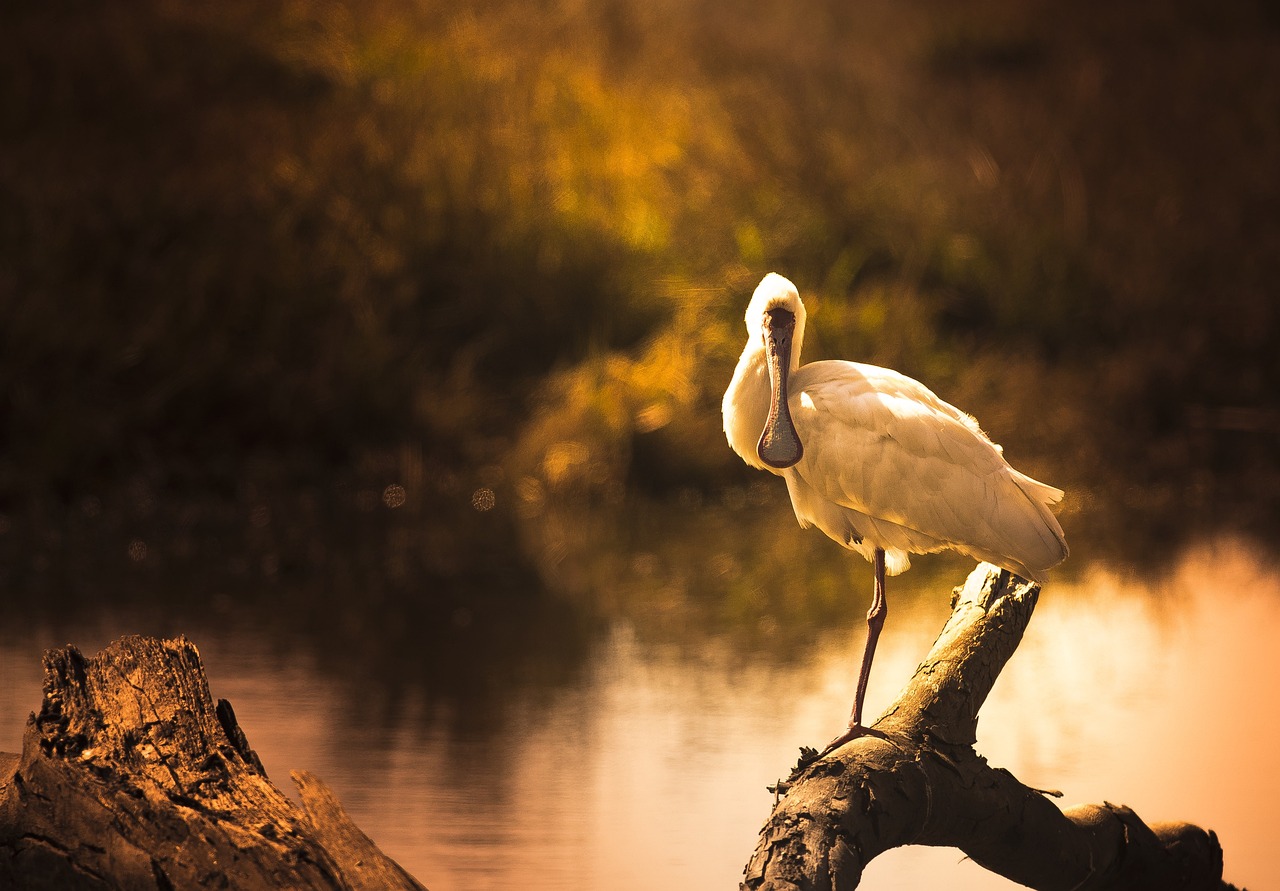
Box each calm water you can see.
[1,488,1277,890]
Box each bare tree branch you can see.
[742,565,1236,891]
[0,635,426,890]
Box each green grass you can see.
[2,0,1277,535]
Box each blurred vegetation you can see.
[2,0,1279,621]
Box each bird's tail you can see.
[1008,470,1069,580]
[1011,470,1064,507]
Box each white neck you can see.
[722,340,774,471]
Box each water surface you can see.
[1,493,1275,890]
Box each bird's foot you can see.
[796,723,870,769]
[820,722,869,757]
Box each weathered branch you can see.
[742,565,1236,891]
[0,635,427,890]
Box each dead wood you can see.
[0,634,427,891]
[742,565,1238,891]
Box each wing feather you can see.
[787,360,1067,579]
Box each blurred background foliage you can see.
[2,0,1278,614]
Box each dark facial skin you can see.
[757,307,804,468]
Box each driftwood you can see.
[743,564,1238,891]
[0,635,427,890]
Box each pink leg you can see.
[851,547,888,728]
[818,548,888,757]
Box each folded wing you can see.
[788,361,1067,581]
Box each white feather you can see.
[723,274,1067,582]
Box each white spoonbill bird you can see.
[723,273,1067,751]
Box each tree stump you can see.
[0,634,427,890]
[742,564,1237,891]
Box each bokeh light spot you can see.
[471,487,496,512]
[383,484,407,509]
[127,539,147,563]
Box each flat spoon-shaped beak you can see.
[757,308,804,468]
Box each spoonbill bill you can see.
[723,273,1067,752]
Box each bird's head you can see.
[747,273,805,468]
[745,273,807,372]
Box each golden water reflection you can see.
[2,537,1274,889]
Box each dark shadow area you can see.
[0,472,599,741]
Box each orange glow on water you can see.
[1,539,1276,889]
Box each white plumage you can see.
[723,272,1067,747]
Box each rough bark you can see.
[742,564,1237,891]
[0,635,427,891]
